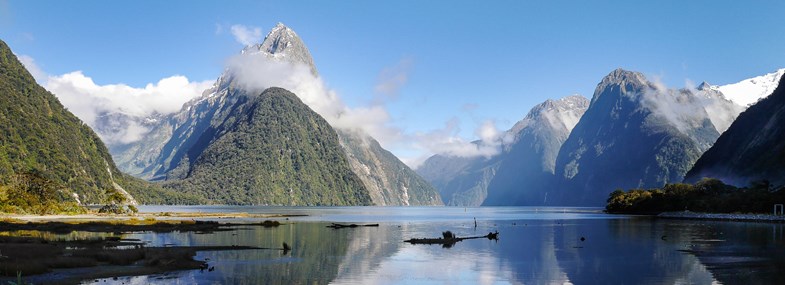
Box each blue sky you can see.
[2,0,785,166]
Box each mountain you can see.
[0,39,137,212]
[112,23,437,205]
[483,95,589,205]
[684,75,785,187]
[417,153,499,206]
[337,129,442,205]
[716,68,785,107]
[241,23,318,76]
[162,87,371,205]
[552,68,736,206]
[417,95,589,206]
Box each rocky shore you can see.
[658,211,785,223]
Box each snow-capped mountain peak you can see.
[716,68,785,107]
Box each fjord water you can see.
[100,207,783,284]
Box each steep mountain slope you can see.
[552,69,729,206]
[417,95,589,206]
[0,39,136,208]
[684,75,785,187]
[162,87,371,205]
[113,23,435,205]
[337,129,442,205]
[483,95,589,205]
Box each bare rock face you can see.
[337,129,442,206]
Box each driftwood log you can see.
[326,223,380,229]
[404,231,499,248]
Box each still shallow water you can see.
[86,206,784,284]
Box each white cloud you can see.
[17,54,47,84]
[230,24,263,46]
[226,52,404,148]
[45,71,213,144]
[475,120,500,142]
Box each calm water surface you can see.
[81,206,785,284]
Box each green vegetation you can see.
[0,172,85,215]
[163,87,372,206]
[0,39,162,212]
[119,174,206,205]
[606,178,785,214]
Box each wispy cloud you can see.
[638,76,743,135]
[400,118,504,168]
[230,24,263,46]
[17,54,46,83]
[373,57,412,104]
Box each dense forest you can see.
[161,88,372,206]
[606,178,785,214]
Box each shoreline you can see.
[656,211,785,223]
[0,211,306,223]
[0,212,294,284]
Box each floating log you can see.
[326,223,380,229]
[404,231,499,248]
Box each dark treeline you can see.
[606,178,785,214]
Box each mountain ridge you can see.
[0,39,137,212]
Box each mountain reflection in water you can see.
[82,206,785,284]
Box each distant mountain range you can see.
[9,21,783,208]
[417,95,589,206]
[420,67,777,206]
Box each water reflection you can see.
[63,208,785,284]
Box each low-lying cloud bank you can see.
[44,72,213,144]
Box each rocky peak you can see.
[601,68,648,86]
[591,68,650,105]
[508,95,589,142]
[241,22,318,76]
[697,81,712,90]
